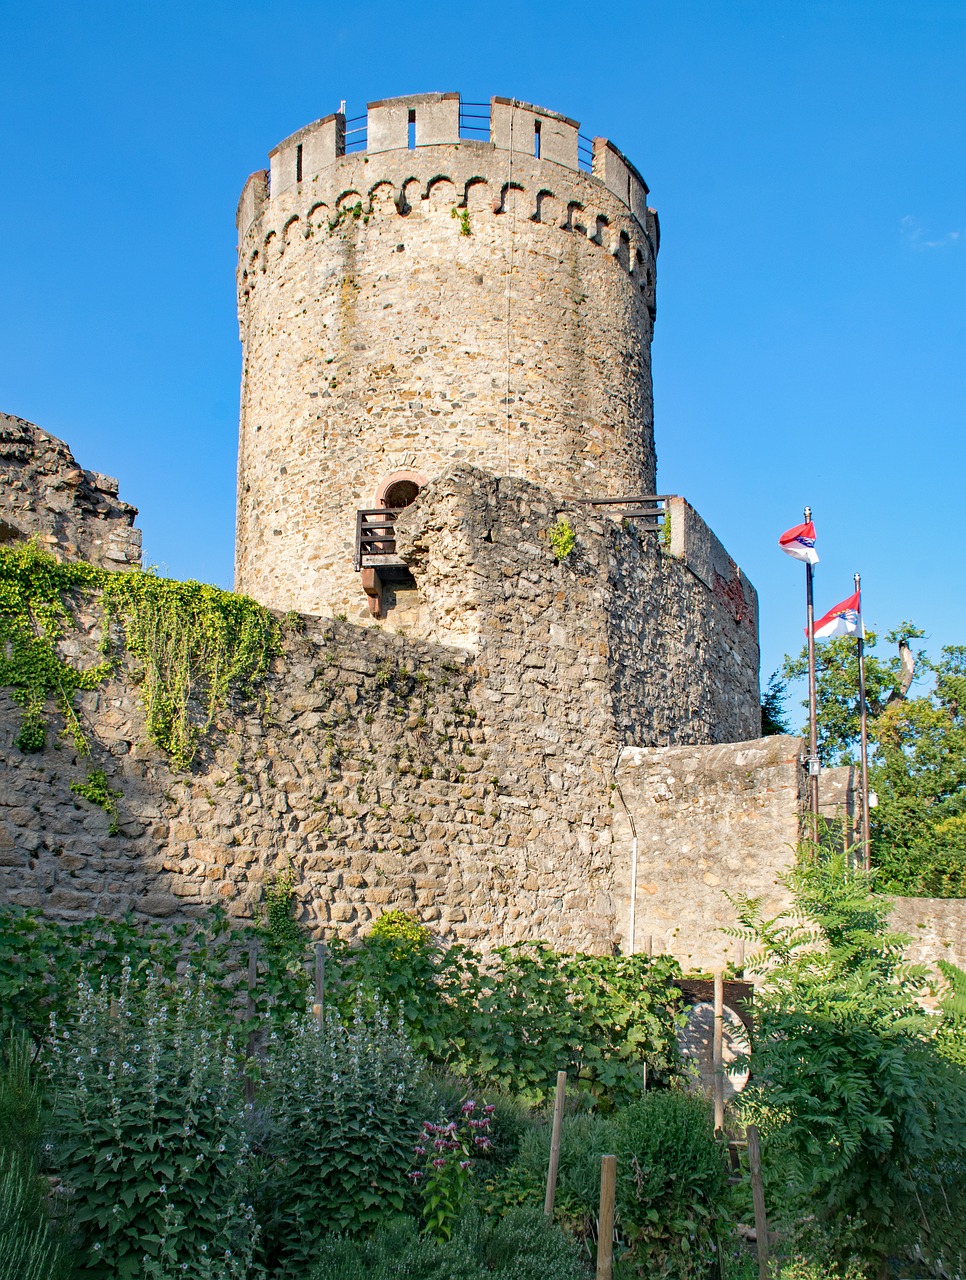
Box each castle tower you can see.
[234,93,660,620]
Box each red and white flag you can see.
[811,590,862,639]
[779,521,819,565]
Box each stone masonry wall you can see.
[235,98,659,622]
[0,414,141,569]
[0,466,760,945]
[613,736,805,970]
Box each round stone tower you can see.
[234,92,660,619]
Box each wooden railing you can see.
[354,508,405,571]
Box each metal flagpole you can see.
[804,506,820,835]
[854,572,871,871]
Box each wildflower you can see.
[484,1104,495,1113]
[414,1146,426,1156]
[432,1158,446,1168]
[407,1170,424,1182]
[462,1100,476,1114]
[459,1160,471,1169]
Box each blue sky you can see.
[2,0,963,723]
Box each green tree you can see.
[730,851,966,1276]
[783,628,966,895]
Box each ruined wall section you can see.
[235,128,658,621]
[394,467,760,744]
[613,737,804,970]
[0,414,141,569]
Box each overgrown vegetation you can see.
[0,541,278,771]
[2,876,965,1279]
[730,849,966,1276]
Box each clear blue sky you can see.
[2,1,963,722]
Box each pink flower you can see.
[407,1170,424,1181]
[459,1160,471,1170]
[474,1136,491,1149]
[461,1101,476,1114]
[432,1158,446,1169]
[484,1105,495,1114]
[414,1146,426,1156]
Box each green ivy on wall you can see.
[0,541,279,771]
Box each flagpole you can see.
[854,572,871,871]
[804,506,820,834]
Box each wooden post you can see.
[643,934,652,957]
[713,970,724,1133]
[544,1070,567,1215]
[245,941,258,1107]
[746,1124,770,1280]
[596,1154,617,1280]
[312,941,326,1027]
[735,940,745,972]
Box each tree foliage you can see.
[729,851,966,1275]
[783,626,966,895]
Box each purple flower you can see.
[407,1170,424,1181]
[432,1158,446,1169]
[414,1146,426,1156]
[474,1136,491,1149]
[459,1160,472,1169]
[461,1101,476,1114]
[484,1105,495,1114]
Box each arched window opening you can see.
[382,478,420,509]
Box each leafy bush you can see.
[261,1000,425,1277]
[731,850,966,1276]
[613,1091,728,1280]
[937,958,966,1067]
[328,932,683,1107]
[308,1207,587,1280]
[47,963,259,1280]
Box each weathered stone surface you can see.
[235,94,659,624]
[614,736,805,970]
[0,414,141,568]
[890,897,966,969]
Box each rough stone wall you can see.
[613,736,805,970]
[890,897,966,970]
[234,94,659,622]
[0,466,760,945]
[0,414,141,569]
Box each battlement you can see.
[237,92,654,239]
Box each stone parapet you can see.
[237,92,652,239]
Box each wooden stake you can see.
[746,1124,770,1280]
[544,1070,567,1215]
[596,1154,617,1280]
[713,970,724,1133]
[312,941,326,1027]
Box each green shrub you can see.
[329,933,683,1108]
[487,1111,615,1239]
[613,1091,728,1279]
[731,850,966,1276]
[308,1207,587,1280]
[548,518,577,561]
[48,964,258,1280]
[261,1000,425,1277]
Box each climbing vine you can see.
[0,540,109,752]
[101,570,279,770]
[69,768,122,834]
[0,541,279,771]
